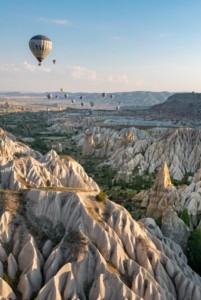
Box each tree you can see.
[187,229,201,275]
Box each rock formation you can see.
[0,189,199,299]
[0,149,99,192]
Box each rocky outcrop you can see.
[137,163,179,220]
[0,278,16,299]
[0,188,199,299]
[76,127,201,181]
[0,150,99,192]
[82,132,95,156]
[136,163,201,229]
[0,128,41,166]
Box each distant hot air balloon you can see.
[102,93,106,98]
[47,94,52,100]
[64,94,68,98]
[81,102,84,107]
[29,35,52,66]
[90,101,95,108]
[110,94,114,99]
[71,99,75,104]
[55,95,58,99]
[80,96,83,100]
[52,59,56,64]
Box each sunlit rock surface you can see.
[0,149,99,192]
[0,189,199,299]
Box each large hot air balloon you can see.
[29,35,52,66]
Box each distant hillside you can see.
[151,92,201,117]
[0,91,172,107]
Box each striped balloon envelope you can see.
[29,35,52,65]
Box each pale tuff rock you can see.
[161,210,190,251]
[0,150,99,191]
[0,212,13,243]
[138,163,179,220]
[27,190,201,299]
[18,236,44,299]
[0,188,199,299]
[40,150,99,191]
[0,278,16,299]
[0,261,4,277]
[153,162,173,193]
[0,244,7,262]
[137,163,200,222]
[82,132,95,156]
[7,253,18,279]
[42,240,53,258]
[76,126,149,158]
[84,127,201,181]
[0,128,41,166]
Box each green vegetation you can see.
[179,208,190,227]
[171,172,193,187]
[187,229,201,275]
[3,272,20,296]
[96,191,108,202]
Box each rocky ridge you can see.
[0,189,200,299]
[77,126,201,181]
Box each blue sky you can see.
[0,0,201,92]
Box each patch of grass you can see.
[96,192,108,202]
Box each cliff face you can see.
[151,93,201,117]
[106,127,201,180]
[0,189,200,299]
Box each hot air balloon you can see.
[60,88,64,92]
[47,94,52,100]
[81,102,84,107]
[90,101,95,108]
[52,59,56,64]
[64,94,68,99]
[102,93,106,98]
[71,99,75,104]
[29,35,52,66]
[110,94,114,99]
[80,96,83,100]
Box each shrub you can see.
[187,228,201,275]
[96,192,108,202]
[179,208,190,227]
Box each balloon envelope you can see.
[29,35,52,65]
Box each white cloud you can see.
[23,61,52,73]
[71,66,97,81]
[39,17,71,26]
[0,64,21,73]
[108,74,131,85]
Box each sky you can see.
[0,0,201,93]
